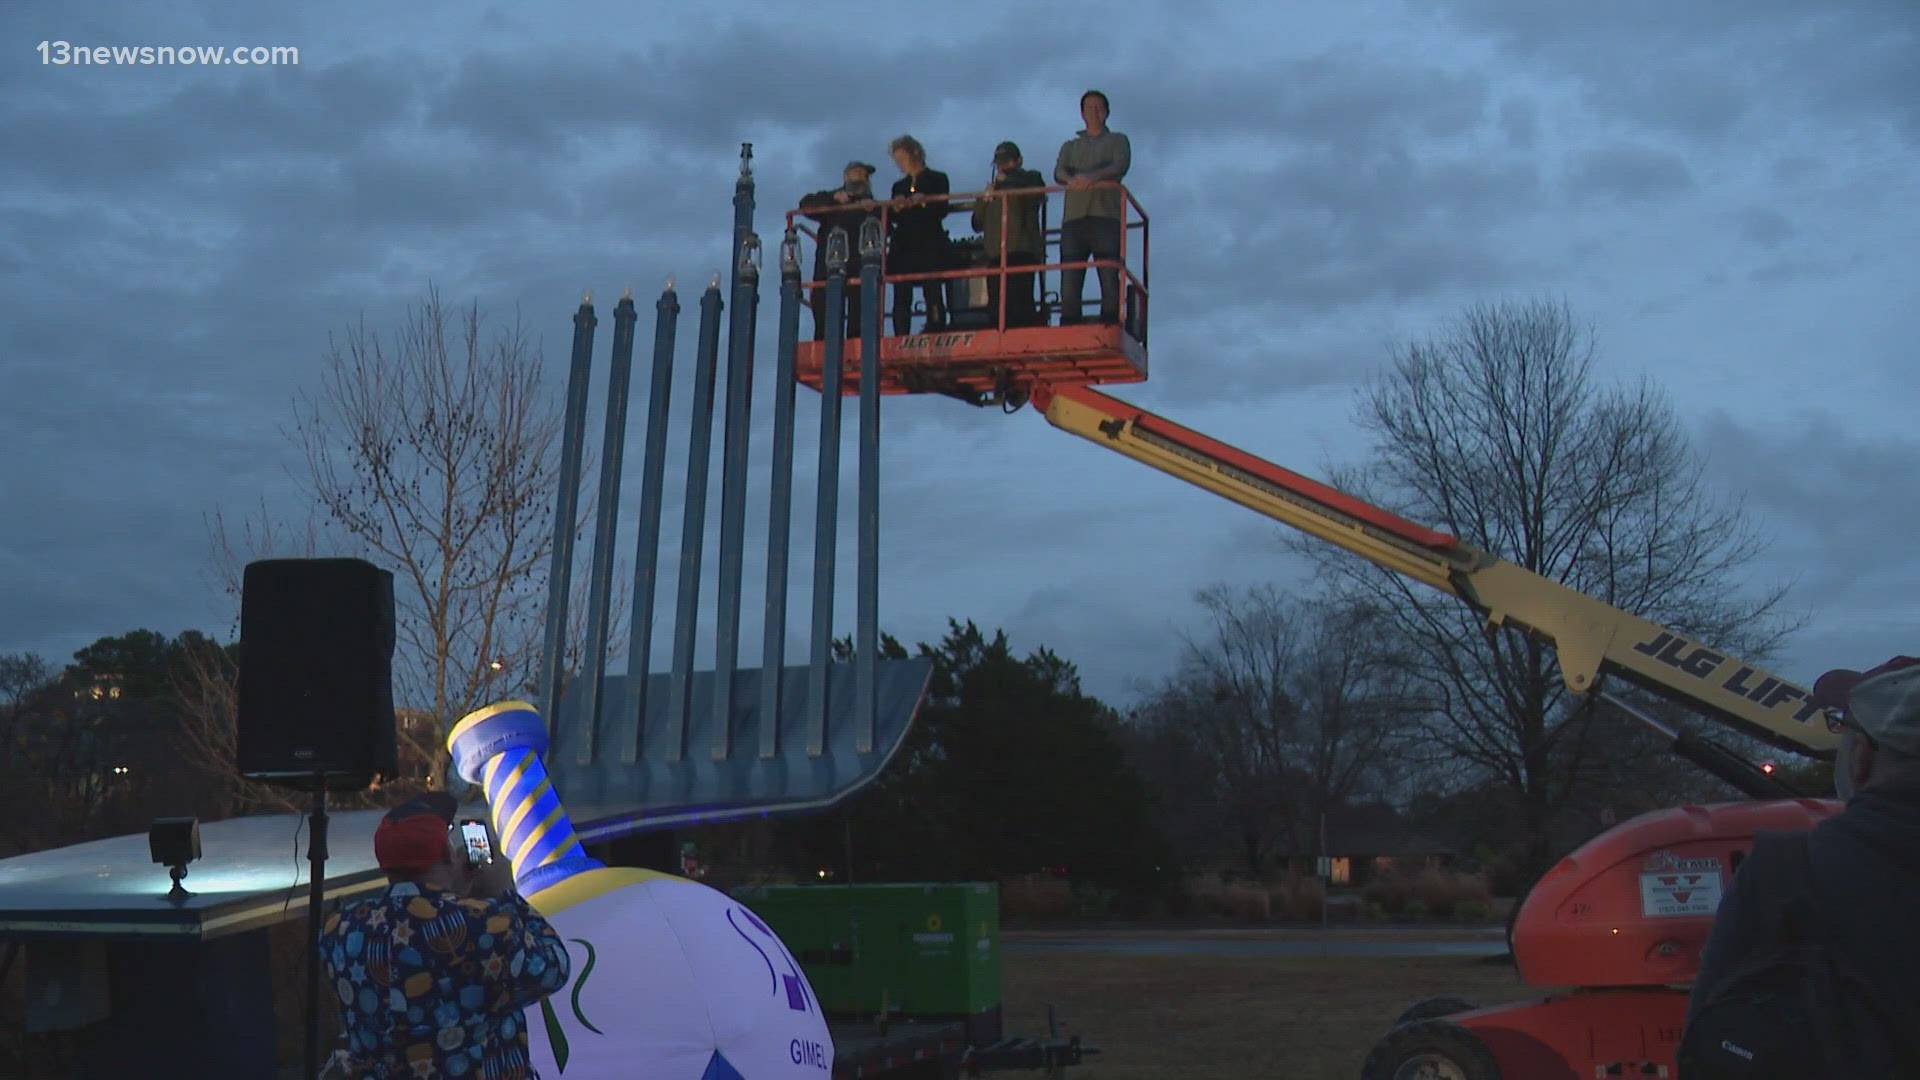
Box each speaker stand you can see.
[304,774,329,1080]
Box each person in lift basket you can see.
[885,134,952,335]
[798,160,880,342]
[971,141,1046,329]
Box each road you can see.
[1003,927,1510,958]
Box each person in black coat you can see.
[1683,656,1920,1074]
[885,135,950,335]
[797,161,879,341]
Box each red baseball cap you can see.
[372,792,458,873]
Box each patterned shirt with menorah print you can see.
[321,881,571,1079]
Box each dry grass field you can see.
[1000,949,1532,1080]
[3,930,1531,1079]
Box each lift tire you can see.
[1393,996,1477,1027]
[1361,1019,1501,1080]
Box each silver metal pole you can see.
[573,291,638,764]
[714,235,763,758]
[807,229,850,755]
[619,282,681,763]
[539,295,596,754]
[855,217,883,753]
[666,279,726,760]
[760,231,803,758]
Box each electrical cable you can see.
[283,813,307,916]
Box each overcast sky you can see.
[4,0,1916,715]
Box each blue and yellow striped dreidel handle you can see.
[447,700,609,900]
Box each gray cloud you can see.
[1428,0,1919,147]
[1693,409,1920,674]
[1736,206,1797,248]
[421,29,1066,155]
[1427,0,1912,35]
[1698,411,1920,569]
[4,0,1917,717]
[1110,47,1493,153]
[1565,145,1694,204]
[1590,71,1751,145]
[1498,99,1540,149]
[8,59,415,190]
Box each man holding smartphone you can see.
[971,142,1045,328]
[319,792,571,1080]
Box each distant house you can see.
[1269,807,1464,886]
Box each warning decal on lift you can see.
[1639,851,1725,917]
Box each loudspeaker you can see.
[236,558,398,789]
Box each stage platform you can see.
[0,810,385,943]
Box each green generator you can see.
[732,882,1001,1023]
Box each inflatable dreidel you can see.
[449,701,835,1079]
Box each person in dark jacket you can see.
[885,135,950,335]
[797,161,878,341]
[1684,655,1920,1060]
[970,141,1046,328]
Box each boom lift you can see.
[1033,385,1839,1080]
[788,182,1840,1079]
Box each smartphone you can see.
[458,819,493,869]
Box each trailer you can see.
[829,1013,1094,1079]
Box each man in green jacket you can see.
[971,141,1046,328]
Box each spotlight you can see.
[148,817,201,900]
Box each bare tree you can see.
[2,638,242,851]
[0,653,52,709]
[1295,298,1796,877]
[1135,584,1416,875]
[182,289,626,800]
[0,653,55,800]
[295,289,565,784]
[0,653,59,854]
[171,629,306,817]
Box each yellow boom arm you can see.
[1035,385,1836,758]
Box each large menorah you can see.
[521,145,931,843]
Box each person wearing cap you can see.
[798,161,880,341]
[1682,657,1920,1069]
[1053,90,1131,325]
[319,793,571,1080]
[970,142,1046,329]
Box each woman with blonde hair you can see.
[885,134,951,334]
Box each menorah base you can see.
[539,659,934,845]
